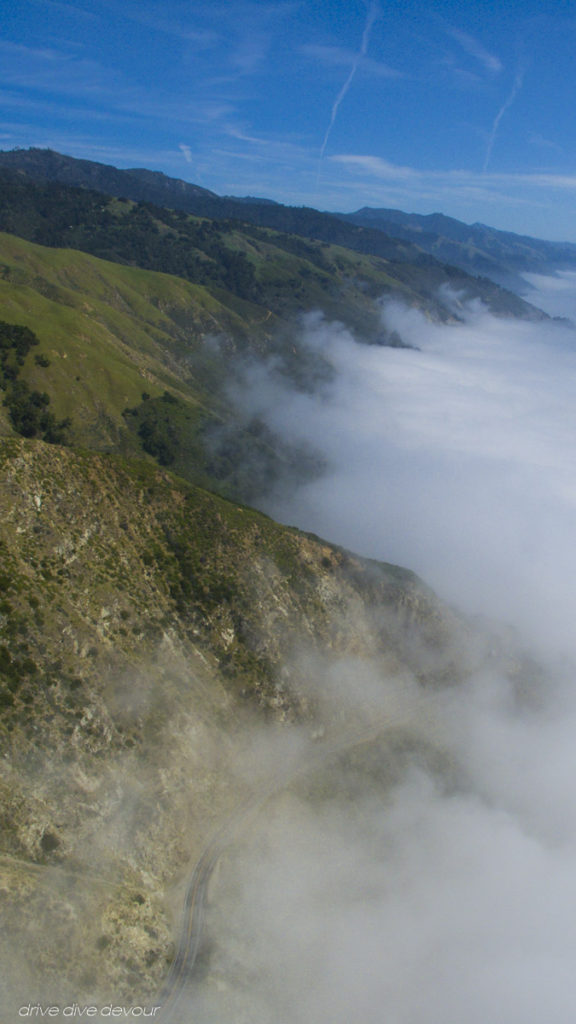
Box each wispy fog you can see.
[191,653,576,1023]
[189,282,576,1022]
[522,270,576,320]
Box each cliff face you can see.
[0,438,469,1008]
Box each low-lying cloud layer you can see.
[192,284,576,1022]
[522,269,576,319]
[245,296,576,660]
[193,652,576,1023]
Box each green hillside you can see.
[3,148,573,302]
[0,160,547,324]
[0,169,426,333]
[0,231,311,497]
[0,210,550,505]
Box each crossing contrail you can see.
[483,67,524,172]
[320,1,380,160]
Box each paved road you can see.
[155,724,389,1022]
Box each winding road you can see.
[155,724,389,1022]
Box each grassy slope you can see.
[222,223,422,333]
[0,232,258,459]
[0,162,546,336]
[0,229,456,498]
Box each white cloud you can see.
[332,151,576,193]
[448,26,503,76]
[331,153,420,180]
[522,270,576,319]
[527,130,564,155]
[302,44,403,80]
[326,152,576,227]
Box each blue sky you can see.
[3,0,576,239]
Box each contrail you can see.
[483,67,524,173]
[319,1,380,160]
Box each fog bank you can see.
[185,283,576,1022]
[244,296,576,660]
[522,270,576,320]
[191,651,576,1024]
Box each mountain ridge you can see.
[338,206,576,292]
[0,149,550,332]
[0,147,557,314]
[4,147,576,292]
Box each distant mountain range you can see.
[0,148,546,337]
[337,207,576,293]
[2,147,575,297]
[0,148,450,266]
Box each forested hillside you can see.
[0,152,547,323]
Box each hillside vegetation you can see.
[3,147,573,300]
[0,209,542,503]
[0,168,439,332]
[0,231,326,498]
[0,152,547,323]
[0,437,467,1006]
[0,156,551,498]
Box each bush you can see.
[4,379,71,443]
[0,321,71,443]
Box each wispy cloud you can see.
[319,1,381,160]
[231,29,272,74]
[302,44,402,80]
[527,131,564,155]
[90,0,218,43]
[0,38,236,131]
[223,1,297,75]
[332,154,419,181]
[0,39,135,100]
[448,26,503,76]
[26,0,99,21]
[334,151,576,191]
[329,152,576,219]
[439,58,485,90]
